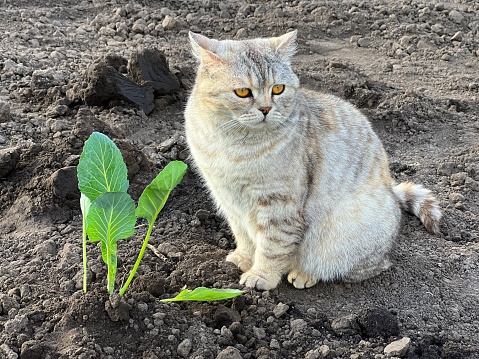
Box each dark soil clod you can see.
[358,308,400,338]
[80,60,155,114]
[129,48,181,96]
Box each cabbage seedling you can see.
[78,132,133,294]
[77,132,186,295]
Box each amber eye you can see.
[234,88,252,98]
[272,84,285,95]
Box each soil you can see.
[1,0,478,358]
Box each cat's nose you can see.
[259,107,272,116]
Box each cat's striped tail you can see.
[393,182,442,234]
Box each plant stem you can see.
[119,223,154,296]
[107,243,116,294]
[82,217,88,292]
[107,263,114,294]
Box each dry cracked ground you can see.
[0,0,478,358]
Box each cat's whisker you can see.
[218,119,244,135]
[212,119,250,143]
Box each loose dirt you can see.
[0,1,478,358]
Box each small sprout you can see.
[161,287,243,302]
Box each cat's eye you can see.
[272,84,285,95]
[234,88,252,98]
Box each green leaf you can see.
[136,161,187,224]
[161,287,243,302]
[86,192,136,293]
[86,192,136,243]
[77,132,129,202]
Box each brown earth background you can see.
[0,0,478,358]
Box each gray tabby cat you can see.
[184,31,441,290]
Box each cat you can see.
[183,30,441,290]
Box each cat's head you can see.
[189,31,299,131]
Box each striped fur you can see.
[184,31,441,290]
[393,182,442,234]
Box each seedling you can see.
[77,132,186,295]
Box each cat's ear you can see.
[271,30,298,58]
[189,32,224,65]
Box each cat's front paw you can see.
[240,270,281,291]
[226,250,253,272]
[287,269,317,289]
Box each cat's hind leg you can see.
[343,255,392,282]
[297,189,400,285]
